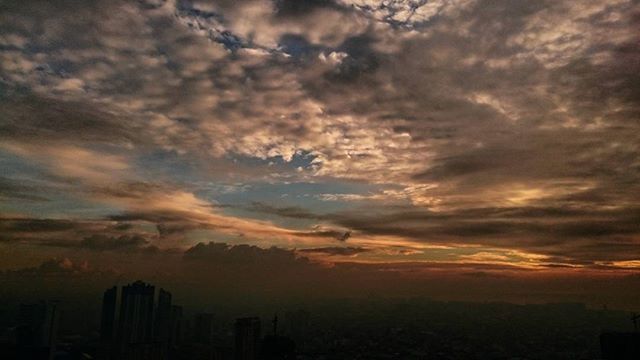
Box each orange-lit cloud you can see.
[1,0,639,283]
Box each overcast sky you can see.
[1,0,639,304]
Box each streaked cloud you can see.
[0,0,638,280]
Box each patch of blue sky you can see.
[134,149,200,183]
[202,180,384,229]
[228,150,317,169]
[132,150,392,229]
[0,149,48,180]
[135,150,318,185]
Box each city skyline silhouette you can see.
[1,0,640,358]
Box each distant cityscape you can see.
[2,280,296,360]
[1,280,638,359]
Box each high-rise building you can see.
[154,288,172,360]
[600,332,640,360]
[261,315,296,360]
[194,313,215,344]
[234,317,260,360]
[100,286,117,344]
[16,301,59,360]
[99,286,118,359]
[99,282,181,359]
[155,289,172,343]
[169,305,183,349]
[117,281,156,359]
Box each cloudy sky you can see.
[1,0,639,304]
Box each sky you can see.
[1,0,639,307]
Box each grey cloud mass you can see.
[0,0,639,272]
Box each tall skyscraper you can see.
[260,315,296,360]
[600,332,640,360]
[234,317,261,360]
[169,305,183,349]
[100,287,117,343]
[99,282,181,359]
[16,301,59,360]
[99,286,118,359]
[117,281,155,359]
[154,288,172,360]
[194,313,215,344]
[155,289,172,343]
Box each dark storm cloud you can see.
[274,0,342,16]
[247,201,324,220]
[298,246,369,256]
[183,241,312,269]
[244,203,357,242]
[0,217,79,234]
[294,229,351,241]
[71,234,151,251]
[108,213,177,225]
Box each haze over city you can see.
[1,3,640,356]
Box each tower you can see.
[169,305,183,348]
[117,281,155,358]
[100,286,117,343]
[234,317,260,360]
[16,301,59,360]
[155,289,172,343]
[194,313,215,344]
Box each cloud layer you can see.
[1,0,639,277]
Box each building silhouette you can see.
[155,288,173,355]
[600,332,640,359]
[260,315,295,360]
[260,335,296,360]
[194,313,215,345]
[234,317,260,360]
[100,286,117,345]
[15,301,59,360]
[117,280,156,359]
[100,281,176,360]
[169,305,184,349]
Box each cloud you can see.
[246,201,324,220]
[323,205,640,264]
[1,258,91,276]
[179,242,328,293]
[294,228,352,242]
[0,0,639,274]
[0,94,142,147]
[0,216,158,251]
[77,234,151,251]
[298,246,369,256]
[0,217,78,234]
[0,176,50,202]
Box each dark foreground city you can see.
[2,0,640,359]
[1,280,639,360]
